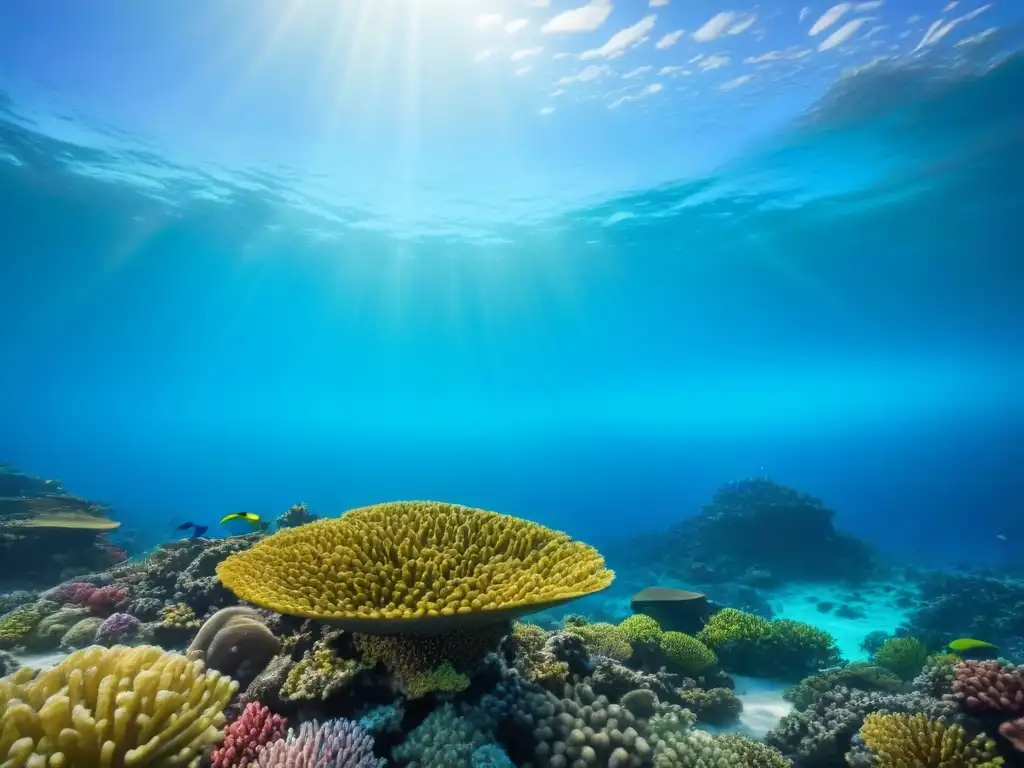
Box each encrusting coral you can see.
[857,712,1003,766]
[280,636,364,702]
[215,501,614,631]
[0,644,238,767]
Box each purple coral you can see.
[95,612,141,645]
[257,719,383,768]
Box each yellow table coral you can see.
[216,501,614,633]
[0,644,238,767]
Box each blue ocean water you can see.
[0,14,1021,576]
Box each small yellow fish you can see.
[948,637,998,654]
[219,512,269,531]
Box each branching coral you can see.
[390,702,490,767]
[0,644,238,767]
[714,734,791,767]
[216,501,614,631]
[675,687,743,726]
[258,718,384,767]
[658,631,716,676]
[696,608,840,680]
[618,614,662,646]
[784,663,905,711]
[95,612,142,646]
[872,637,931,681]
[858,712,1003,766]
[211,702,287,768]
[571,622,633,662]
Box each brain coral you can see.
[216,501,614,633]
[0,644,237,767]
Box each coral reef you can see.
[0,463,124,584]
[216,501,614,630]
[188,606,281,688]
[606,478,875,585]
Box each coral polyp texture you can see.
[0,644,238,767]
[216,501,614,632]
[858,712,1003,766]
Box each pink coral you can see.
[952,660,1024,712]
[44,581,97,605]
[95,612,141,645]
[1000,716,1024,752]
[86,585,126,616]
[211,702,287,768]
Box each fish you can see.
[996,534,1008,541]
[219,511,270,531]
[175,521,209,539]
[948,637,999,654]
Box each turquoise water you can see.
[0,11,1022,569]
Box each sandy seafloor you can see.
[7,581,913,740]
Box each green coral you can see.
[572,622,633,661]
[659,631,716,675]
[784,662,904,710]
[405,661,471,699]
[696,608,840,680]
[872,637,930,681]
[59,617,103,649]
[281,637,363,701]
[619,613,663,645]
[0,605,45,649]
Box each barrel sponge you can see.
[215,501,614,632]
[0,644,238,767]
[859,712,1003,767]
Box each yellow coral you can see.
[859,712,1004,767]
[0,644,237,767]
[160,602,201,629]
[0,605,43,649]
[216,501,614,632]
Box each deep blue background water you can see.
[1,51,1022,567]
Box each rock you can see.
[630,587,716,634]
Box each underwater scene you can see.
[1,0,1023,766]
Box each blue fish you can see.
[176,522,209,539]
